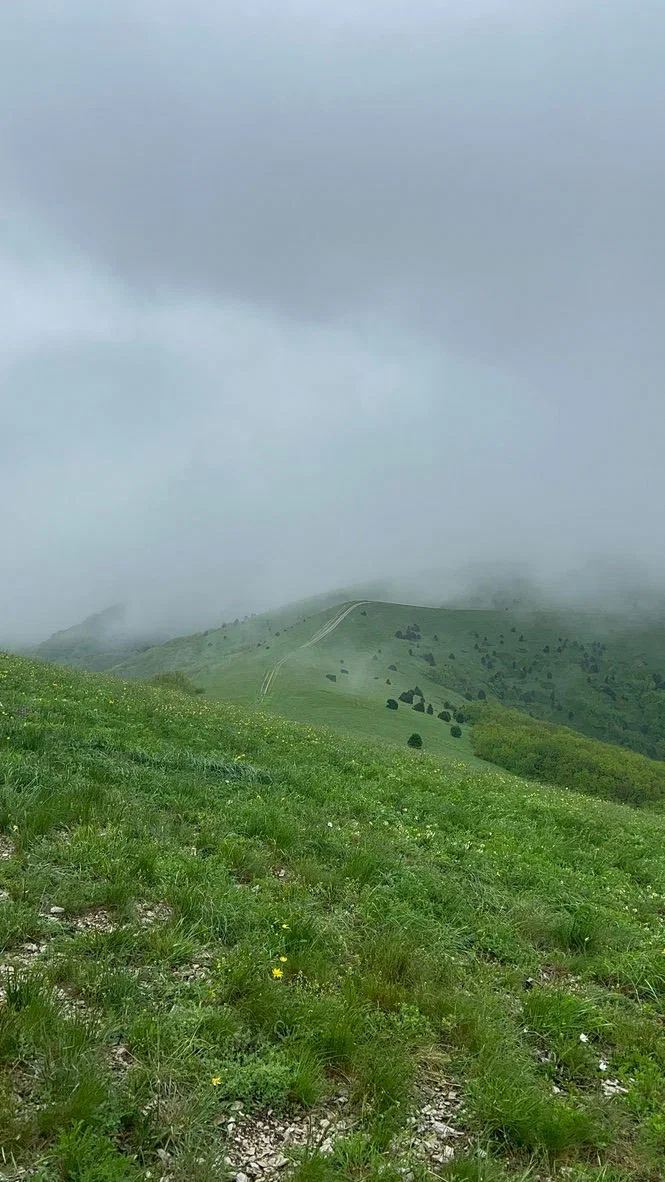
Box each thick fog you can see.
[2,0,664,643]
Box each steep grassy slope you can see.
[112,600,665,761]
[2,653,665,1179]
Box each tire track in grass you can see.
[259,601,369,700]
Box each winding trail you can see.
[259,601,369,701]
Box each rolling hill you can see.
[106,597,665,764]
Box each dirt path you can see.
[259,601,369,700]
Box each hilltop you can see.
[2,651,665,1179]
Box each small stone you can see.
[235,1174,249,1182]
[442,1146,455,1161]
[50,905,65,915]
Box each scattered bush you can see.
[326,674,337,683]
[426,703,434,715]
[386,699,399,710]
[407,733,423,748]
[386,679,391,685]
[399,690,415,704]
[422,652,436,666]
[388,664,397,672]
[413,700,425,713]
[450,725,462,738]
[438,710,451,722]
[455,711,465,724]
[477,689,487,700]
[396,625,421,642]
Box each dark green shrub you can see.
[386,699,398,710]
[147,671,201,696]
[450,725,462,738]
[407,733,423,749]
[438,710,451,722]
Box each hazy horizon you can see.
[3,1,664,643]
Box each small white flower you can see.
[327,821,333,828]
[598,1059,609,1072]
[579,1033,589,1043]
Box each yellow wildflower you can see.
[211,1075,221,1086]
[272,967,283,979]
[279,956,288,963]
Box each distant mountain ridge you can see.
[34,604,167,671]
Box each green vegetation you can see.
[93,599,665,764]
[147,670,204,696]
[2,653,665,1178]
[469,706,665,809]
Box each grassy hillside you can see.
[111,599,665,762]
[2,653,665,1179]
[468,705,665,809]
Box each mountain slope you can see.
[34,604,165,672]
[2,652,665,1178]
[111,598,665,761]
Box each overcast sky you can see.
[2,0,664,642]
